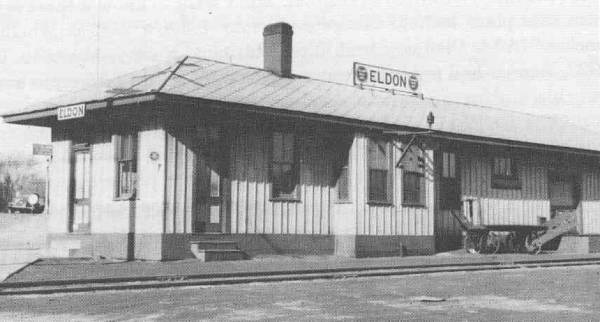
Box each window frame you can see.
[269,131,301,201]
[113,132,138,200]
[367,137,393,205]
[491,155,521,190]
[402,170,426,207]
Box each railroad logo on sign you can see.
[355,66,368,82]
[57,103,85,121]
[409,75,419,91]
[353,62,421,95]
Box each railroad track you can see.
[1,257,599,296]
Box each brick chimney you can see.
[263,22,293,77]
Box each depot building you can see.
[3,22,600,260]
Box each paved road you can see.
[0,265,599,321]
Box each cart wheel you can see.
[476,233,488,254]
[479,232,501,254]
[488,232,502,254]
[464,232,480,254]
[524,232,542,254]
[506,232,515,253]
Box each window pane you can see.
[83,153,90,198]
[115,134,137,197]
[282,133,294,162]
[368,139,388,170]
[369,169,388,201]
[272,164,282,196]
[271,132,299,199]
[75,153,84,199]
[442,152,449,178]
[403,171,424,205]
[210,168,220,197]
[281,163,294,194]
[494,157,516,178]
[449,153,455,178]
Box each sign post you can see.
[353,62,421,96]
[33,144,52,215]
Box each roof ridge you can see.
[426,96,599,134]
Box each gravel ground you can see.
[0,212,47,249]
[0,265,598,321]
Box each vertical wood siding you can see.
[164,132,197,234]
[89,135,130,233]
[581,169,600,234]
[229,127,332,235]
[460,154,550,226]
[435,151,553,249]
[47,138,72,233]
[355,134,435,236]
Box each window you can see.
[442,152,456,179]
[492,156,520,189]
[440,152,460,209]
[403,171,426,206]
[114,133,137,199]
[271,131,299,200]
[368,138,392,203]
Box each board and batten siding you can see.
[163,131,196,234]
[581,168,600,234]
[461,154,550,226]
[354,134,435,236]
[47,137,72,234]
[229,126,333,235]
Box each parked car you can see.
[7,193,44,214]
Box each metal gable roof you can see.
[3,55,600,153]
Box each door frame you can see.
[434,149,462,252]
[547,168,581,218]
[69,143,92,233]
[192,125,230,233]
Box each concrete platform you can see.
[558,235,600,254]
[4,251,600,286]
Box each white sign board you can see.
[57,103,85,121]
[353,62,421,95]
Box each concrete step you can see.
[190,240,249,262]
[189,240,239,250]
[200,249,248,262]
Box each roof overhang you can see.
[1,93,158,124]
[3,92,600,158]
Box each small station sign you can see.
[57,103,86,121]
[353,62,421,95]
[33,143,52,156]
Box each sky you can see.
[0,0,598,155]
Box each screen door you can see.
[71,145,91,232]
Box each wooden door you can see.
[193,127,227,233]
[71,145,91,232]
[439,151,461,210]
[435,150,462,251]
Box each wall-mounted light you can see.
[427,111,435,129]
